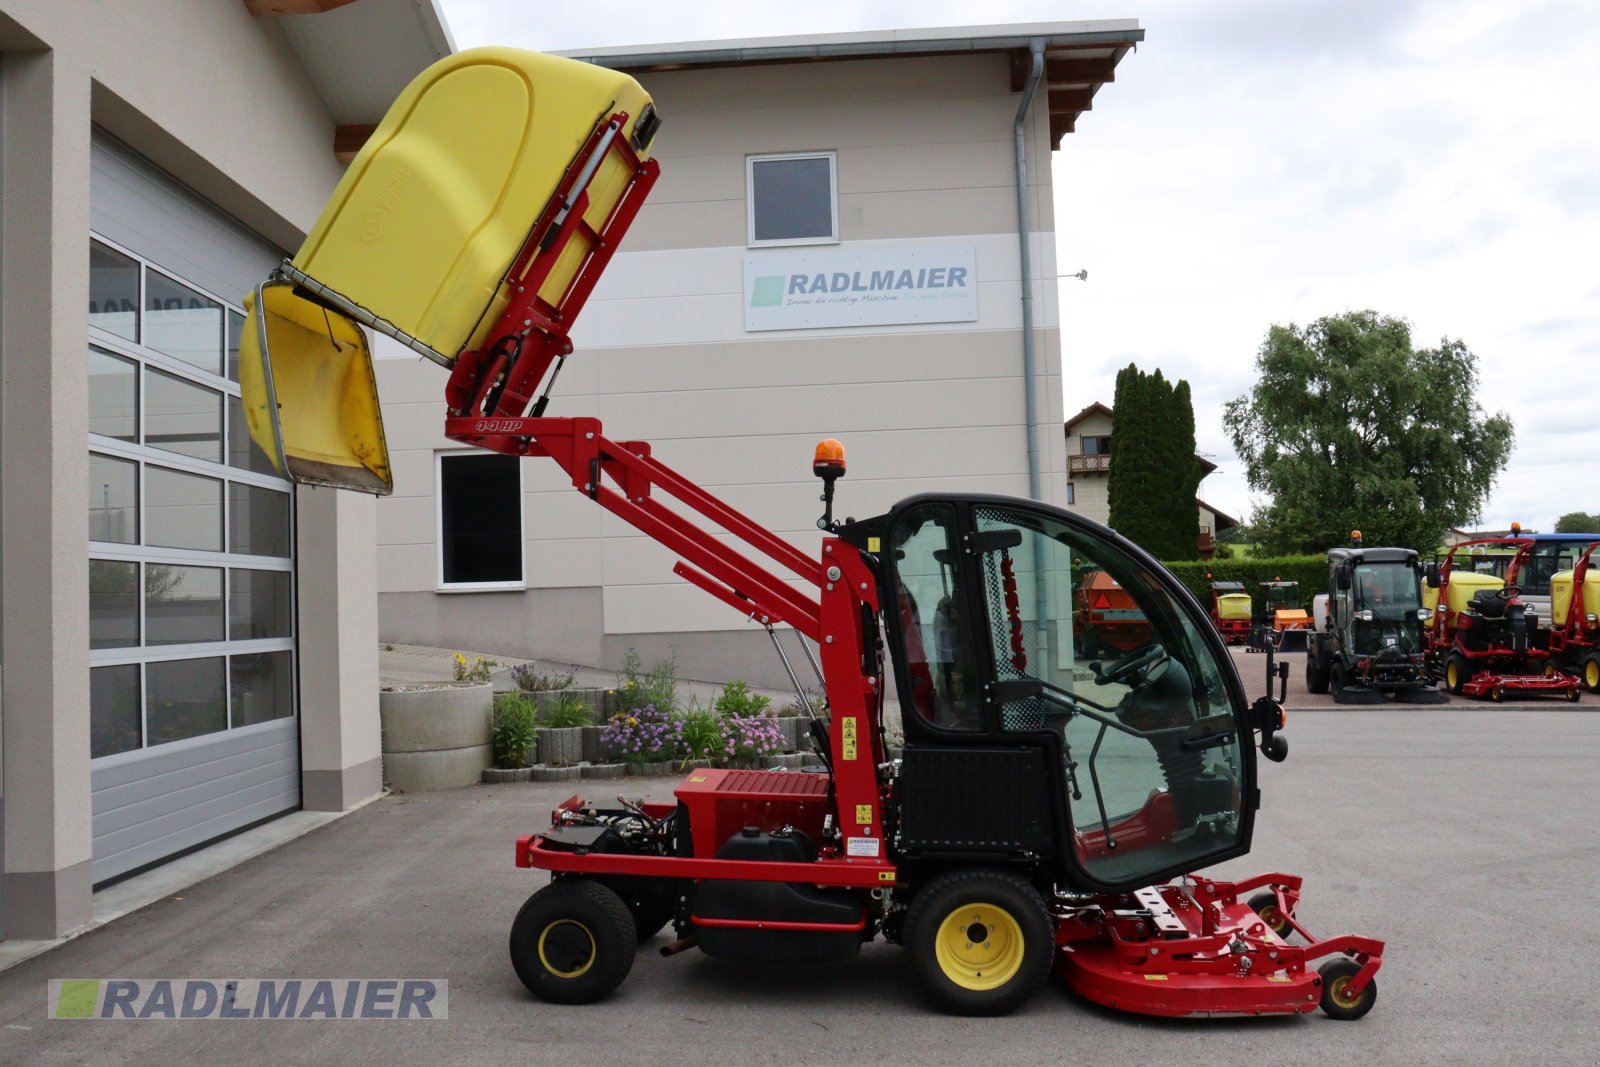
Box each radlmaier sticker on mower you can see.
[47,979,447,1020]
[846,836,880,858]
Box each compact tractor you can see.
[236,47,1384,1020]
[1207,580,1252,645]
[1424,537,1578,701]
[1305,535,1444,704]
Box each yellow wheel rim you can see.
[1446,661,1460,689]
[537,919,596,979]
[1328,975,1363,1010]
[934,902,1026,991]
[1586,660,1599,688]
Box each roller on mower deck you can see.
[239,45,1385,1020]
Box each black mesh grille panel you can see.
[897,745,1054,853]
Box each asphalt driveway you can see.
[1,710,1595,1065]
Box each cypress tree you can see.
[1106,363,1201,561]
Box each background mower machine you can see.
[1207,580,1252,645]
[1424,538,1578,701]
[1305,535,1445,704]
[237,47,1384,1020]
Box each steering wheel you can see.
[1092,643,1168,687]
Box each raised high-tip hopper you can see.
[240,46,661,493]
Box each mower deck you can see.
[1459,671,1580,702]
[1056,874,1384,1018]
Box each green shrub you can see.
[452,653,496,682]
[492,693,536,769]
[614,647,680,714]
[510,664,574,692]
[1160,555,1328,611]
[679,709,725,763]
[541,692,591,729]
[713,679,770,719]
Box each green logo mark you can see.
[750,275,786,308]
[55,980,101,1019]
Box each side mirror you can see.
[1336,566,1352,591]
[1424,562,1441,589]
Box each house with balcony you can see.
[1063,401,1238,558]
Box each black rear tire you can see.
[1305,653,1330,695]
[1583,653,1600,693]
[1329,661,1346,699]
[1445,651,1471,694]
[904,868,1054,1016]
[1318,958,1377,1020]
[509,878,636,1004]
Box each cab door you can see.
[881,495,1257,892]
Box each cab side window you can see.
[889,504,980,730]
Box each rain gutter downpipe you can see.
[1014,39,1046,505]
[1014,40,1052,667]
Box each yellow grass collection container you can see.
[239,47,659,493]
[1548,571,1600,628]
[1216,593,1252,621]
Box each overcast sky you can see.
[440,0,1599,533]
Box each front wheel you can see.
[1318,958,1377,1020]
[1329,661,1346,699]
[904,869,1054,1015]
[1583,653,1600,693]
[509,878,637,1004]
[1246,890,1293,938]
[1305,654,1329,695]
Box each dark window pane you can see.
[146,565,224,646]
[145,367,223,463]
[91,664,143,758]
[89,452,140,545]
[90,241,139,340]
[90,559,140,649]
[145,271,223,375]
[89,348,138,442]
[228,395,280,476]
[146,657,227,745]
[230,483,291,557]
[227,308,245,383]
[230,569,292,640]
[440,453,522,585]
[751,156,834,242]
[146,467,223,551]
[231,650,294,727]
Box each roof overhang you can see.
[245,0,454,160]
[559,20,1143,148]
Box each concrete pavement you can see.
[1,710,1595,1065]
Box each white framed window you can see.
[436,451,525,591]
[747,151,838,246]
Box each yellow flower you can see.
[627,717,638,726]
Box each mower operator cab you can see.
[855,495,1272,893]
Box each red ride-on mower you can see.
[1208,580,1253,645]
[1523,541,1600,693]
[1425,537,1579,702]
[235,47,1385,1022]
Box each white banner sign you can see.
[744,244,978,332]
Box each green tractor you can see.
[1305,537,1445,704]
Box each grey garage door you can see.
[88,131,300,883]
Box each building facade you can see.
[0,0,448,942]
[372,22,1142,688]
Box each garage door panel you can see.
[92,723,298,835]
[91,781,302,884]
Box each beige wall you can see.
[373,52,1067,683]
[0,1,370,939]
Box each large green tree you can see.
[1108,363,1202,560]
[1223,310,1514,554]
[1554,512,1600,533]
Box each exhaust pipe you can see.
[660,937,698,957]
